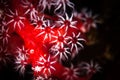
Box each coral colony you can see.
[0,0,101,80]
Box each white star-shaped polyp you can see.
[63,64,80,80]
[51,31,69,48]
[0,26,10,45]
[78,8,88,19]
[68,32,85,53]
[81,11,99,30]
[36,20,55,41]
[16,46,29,55]
[73,11,80,19]
[57,13,77,31]
[6,9,25,30]
[35,75,45,80]
[21,0,38,20]
[15,52,28,74]
[15,46,28,74]
[38,0,54,12]
[73,8,87,19]
[0,47,11,65]
[81,61,101,74]
[33,66,42,73]
[33,16,47,30]
[54,0,74,14]
[51,45,70,60]
[37,56,56,78]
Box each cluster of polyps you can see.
[0,0,101,80]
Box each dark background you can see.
[73,0,120,80]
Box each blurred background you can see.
[73,0,120,80]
